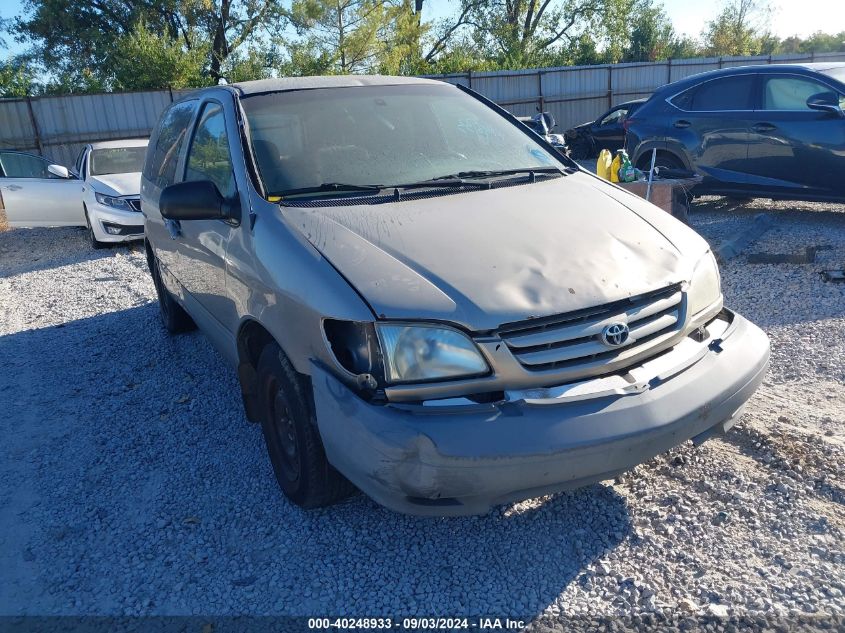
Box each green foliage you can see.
[109,22,208,91]
[702,0,770,57]
[1,0,843,94]
[0,55,38,97]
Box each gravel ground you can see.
[0,199,843,625]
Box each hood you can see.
[283,172,709,331]
[89,172,141,197]
[569,121,593,134]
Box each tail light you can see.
[623,117,637,133]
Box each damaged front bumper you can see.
[311,309,770,516]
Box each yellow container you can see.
[610,152,622,183]
[596,149,612,180]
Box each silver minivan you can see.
[141,76,770,516]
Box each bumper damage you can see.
[311,309,770,516]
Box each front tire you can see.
[567,137,593,160]
[148,251,195,334]
[84,208,106,250]
[257,343,355,509]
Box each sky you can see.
[0,0,841,59]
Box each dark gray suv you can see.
[141,76,769,516]
[626,63,845,202]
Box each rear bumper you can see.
[311,309,770,516]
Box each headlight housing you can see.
[376,323,489,383]
[95,192,132,211]
[687,251,721,316]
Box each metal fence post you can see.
[667,58,672,84]
[538,70,545,113]
[607,64,613,109]
[25,96,45,157]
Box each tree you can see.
[458,0,603,68]
[0,55,38,97]
[702,0,771,56]
[288,0,389,74]
[624,1,676,62]
[109,22,207,90]
[13,0,286,91]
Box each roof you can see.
[89,138,149,150]
[658,62,845,94]
[230,75,444,96]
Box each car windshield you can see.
[90,146,147,176]
[241,83,560,197]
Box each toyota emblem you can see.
[601,322,630,347]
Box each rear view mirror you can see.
[160,180,239,223]
[806,91,845,118]
[47,164,71,179]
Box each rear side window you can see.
[144,100,197,188]
[0,152,53,178]
[762,75,834,110]
[184,102,236,197]
[672,75,756,111]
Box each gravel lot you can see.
[0,198,843,625]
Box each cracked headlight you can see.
[376,324,489,383]
[95,192,132,211]
[688,251,721,316]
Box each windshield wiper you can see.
[432,166,565,180]
[274,182,385,198]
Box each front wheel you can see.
[84,208,106,250]
[257,343,356,509]
[567,137,593,160]
[148,251,195,334]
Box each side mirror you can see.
[806,91,845,118]
[47,164,71,179]
[160,180,239,222]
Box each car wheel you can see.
[637,152,684,172]
[568,137,592,160]
[257,342,356,509]
[148,252,195,334]
[84,208,106,250]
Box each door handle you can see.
[673,120,691,128]
[753,122,777,132]
[3,184,22,191]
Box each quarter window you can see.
[673,75,756,111]
[0,152,54,179]
[144,100,197,188]
[184,102,236,197]
[762,75,837,110]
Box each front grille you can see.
[498,284,684,372]
[126,198,141,212]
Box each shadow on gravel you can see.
[719,422,845,507]
[0,304,631,617]
[0,227,139,279]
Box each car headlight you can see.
[376,324,489,383]
[688,251,721,316]
[95,192,132,211]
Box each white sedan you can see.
[74,139,149,248]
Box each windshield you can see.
[241,83,560,196]
[90,146,147,176]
